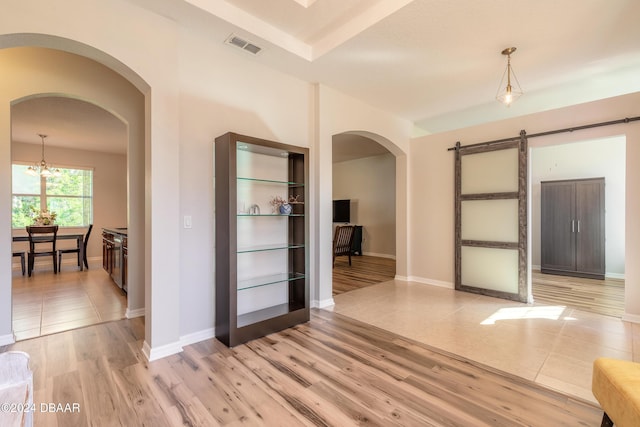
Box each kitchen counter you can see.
[103,227,127,236]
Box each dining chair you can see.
[26,225,59,277]
[332,225,356,267]
[12,251,25,276]
[58,224,93,271]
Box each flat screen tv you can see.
[333,199,350,223]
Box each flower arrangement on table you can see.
[31,208,57,226]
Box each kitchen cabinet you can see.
[214,132,309,347]
[102,231,113,273]
[541,178,605,279]
[123,236,128,292]
[102,228,127,292]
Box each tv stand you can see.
[351,225,363,255]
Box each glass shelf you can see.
[237,243,304,253]
[238,272,305,291]
[237,176,304,187]
[216,132,309,347]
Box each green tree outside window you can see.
[12,164,93,228]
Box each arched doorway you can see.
[11,94,129,339]
[0,40,147,345]
[331,133,397,295]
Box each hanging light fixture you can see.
[496,47,523,106]
[25,134,61,177]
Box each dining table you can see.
[13,231,85,271]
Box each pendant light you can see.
[496,47,523,106]
[25,134,61,177]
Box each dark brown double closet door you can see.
[541,178,605,279]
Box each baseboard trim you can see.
[622,313,640,324]
[180,328,216,347]
[361,252,396,260]
[142,339,183,362]
[126,308,145,319]
[313,298,335,309]
[0,333,15,346]
[395,275,409,281]
[530,266,624,280]
[407,276,455,289]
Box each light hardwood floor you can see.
[532,270,624,318]
[332,255,395,295]
[1,256,625,424]
[2,311,603,426]
[11,263,127,340]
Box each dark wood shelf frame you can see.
[214,132,309,347]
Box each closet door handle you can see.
[572,220,575,233]
[577,220,580,233]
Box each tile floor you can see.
[11,263,127,340]
[328,279,640,404]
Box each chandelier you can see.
[496,47,523,106]
[25,134,61,177]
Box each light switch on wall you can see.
[184,215,192,229]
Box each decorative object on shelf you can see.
[25,133,61,177]
[269,195,288,214]
[279,202,292,215]
[248,204,260,215]
[288,195,304,205]
[496,47,523,106]
[31,207,57,226]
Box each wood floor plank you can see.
[301,315,510,427]
[532,271,624,317]
[212,352,316,426]
[111,364,172,427]
[51,371,87,427]
[332,255,395,295]
[232,344,358,426]
[287,330,478,426]
[95,321,139,371]
[2,313,602,426]
[247,335,426,426]
[166,351,248,425]
[265,334,433,426]
[208,349,293,409]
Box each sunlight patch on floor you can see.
[480,305,573,325]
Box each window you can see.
[12,164,93,228]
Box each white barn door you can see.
[454,133,528,302]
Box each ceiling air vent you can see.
[225,34,262,55]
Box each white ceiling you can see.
[12,96,127,154]
[11,0,640,159]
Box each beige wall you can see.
[176,27,313,337]
[333,153,396,258]
[409,91,640,321]
[11,142,127,264]
[316,85,412,307]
